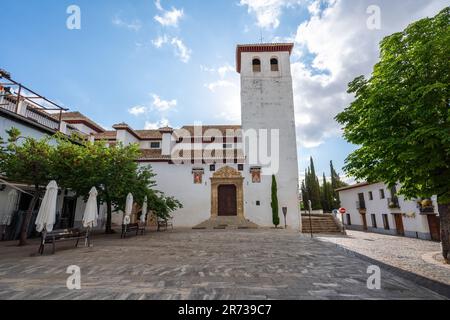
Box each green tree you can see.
[301,176,309,212]
[1,129,55,246]
[330,161,347,209]
[336,8,450,262]
[53,135,182,233]
[304,157,322,210]
[321,173,333,213]
[271,175,280,228]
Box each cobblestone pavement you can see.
[0,229,447,300]
[317,230,450,286]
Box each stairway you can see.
[302,214,343,234]
[193,216,259,230]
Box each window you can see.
[371,214,377,228]
[369,191,373,200]
[346,214,352,226]
[382,214,390,230]
[150,141,161,149]
[210,164,216,172]
[379,189,385,199]
[223,143,233,149]
[270,58,279,71]
[256,201,261,206]
[238,164,244,171]
[252,58,261,72]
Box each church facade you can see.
[93,43,302,230]
[0,43,301,231]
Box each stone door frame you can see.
[210,166,244,219]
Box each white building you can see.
[1,43,302,232]
[0,76,108,239]
[96,43,302,230]
[337,182,441,241]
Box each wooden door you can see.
[218,185,237,216]
[61,197,77,229]
[361,214,368,231]
[427,215,441,241]
[394,214,404,236]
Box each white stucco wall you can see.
[240,50,301,230]
[0,116,51,141]
[338,182,438,240]
[144,161,299,229]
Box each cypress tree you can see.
[271,175,280,228]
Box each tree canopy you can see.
[335,8,449,261]
[0,130,182,241]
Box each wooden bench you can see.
[157,218,173,232]
[121,223,146,238]
[38,228,85,255]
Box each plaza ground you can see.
[0,229,448,300]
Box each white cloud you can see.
[239,0,303,29]
[144,118,171,130]
[204,80,236,92]
[170,37,192,63]
[152,35,169,48]
[217,64,235,79]
[201,63,241,123]
[154,0,184,27]
[112,15,142,31]
[152,35,192,63]
[152,94,177,112]
[128,105,147,116]
[291,0,449,149]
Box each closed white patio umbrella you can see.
[123,193,133,225]
[3,189,18,226]
[83,187,99,228]
[140,196,148,224]
[82,187,98,247]
[35,181,58,233]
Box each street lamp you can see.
[282,207,287,229]
[308,200,313,238]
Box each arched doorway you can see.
[210,166,244,219]
[218,185,237,216]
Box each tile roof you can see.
[93,131,117,140]
[236,43,294,73]
[178,125,242,137]
[134,130,162,140]
[56,111,105,133]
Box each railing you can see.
[356,201,366,210]
[387,197,400,209]
[25,106,60,130]
[66,125,86,138]
[0,95,17,113]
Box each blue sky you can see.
[1,0,448,182]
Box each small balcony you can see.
[356,201,366,210]
[387,197,400,209]
[418,199,435,214]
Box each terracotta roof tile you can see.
[56,111,105,133]
[134,130,162,140]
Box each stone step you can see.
[193,217,259,230]
[301,214,342,234]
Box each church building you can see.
[0,43,302,231]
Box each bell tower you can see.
[237,43,301,230]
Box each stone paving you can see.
[316,230,450,286]
[0,229,447,300]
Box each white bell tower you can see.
[237,43,301,230]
